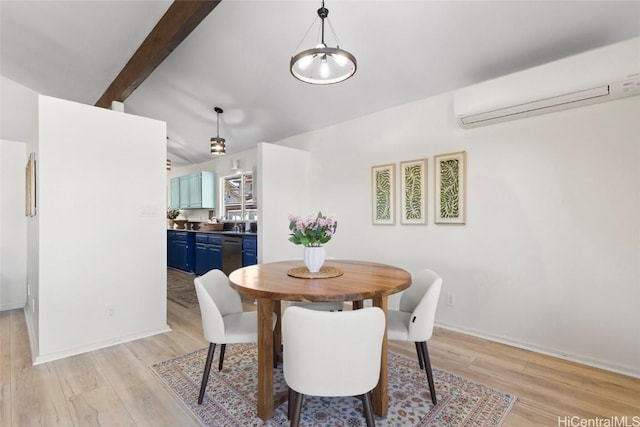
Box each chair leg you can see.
[198,343,216,404]
[218,344,226,371]
[288,388,294,420]
[415,342,424,370]
[290,390,304,427]
[361,392,376,427]
[274,345,278,369]
[420,341,437,405]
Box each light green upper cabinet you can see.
[170,178,180,209]
[189,172,216,208]
[179,176,190,208]
[171,172,217,209]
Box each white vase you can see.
[304,246,326,273]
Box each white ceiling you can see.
[2,1,639,167]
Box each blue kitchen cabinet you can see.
[167,231,195,272]
[242,235,258,266]
[194,233,223,275]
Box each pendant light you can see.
[290,1,357,85]
[210,107,226,156]
[166,137,171,170]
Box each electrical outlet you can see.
[106,306,115,318]
[446,293,454,307]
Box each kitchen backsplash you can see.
[174,209,258,223]
[176,209,216,222]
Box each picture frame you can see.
[25,152,37,217]
[371,163,395,225]
[400,158,427,224]
[434,151,466,224]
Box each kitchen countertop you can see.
[167,229,257,236]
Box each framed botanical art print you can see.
[371,163,395,225]
[400,159,427,224]
[434,151,466,224]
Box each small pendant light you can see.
[166,136,171,170]
[210,107,226,156]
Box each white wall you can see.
[258,142,311,263]
[26,95,170,363]
[0,140,27,310]
[0,76,38,142]
[275,93,640,377]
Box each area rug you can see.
[151,344,516,426]
[167,268,199,309]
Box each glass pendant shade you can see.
[210,107,226,156]
[291,47,356,84]
[290,2,357,85]
[165,136,172,170]
[210,137,226,155]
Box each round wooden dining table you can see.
[229,259,411,421]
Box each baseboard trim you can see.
[435,320,639,379]
[31,324,172,365]
[23,306,39,364]
[1,302,26,311]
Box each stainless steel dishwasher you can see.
[222,236,243,276]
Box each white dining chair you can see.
[387,268,442,404]
[283,306,385,427]
[194,269,275,404]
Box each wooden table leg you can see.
[257,298,274,420]
[371,295,388,417]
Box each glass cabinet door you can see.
[243,173,257,220]
[224,176,242,205]
[222,172,256,220]
[243,174,254,205]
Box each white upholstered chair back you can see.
[194,269,243,343]
[398,269,442,342]
[283,306,385,397]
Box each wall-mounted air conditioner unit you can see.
[453,37,640,128]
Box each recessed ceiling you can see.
[2,1,639,167]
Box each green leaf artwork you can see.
[403,164,422,220]
[439,159,460,218]
[375,169,391,220]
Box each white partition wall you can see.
[25,95,169,363]
[0,140,28,311]
[257,142,311,263]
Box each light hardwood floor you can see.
[1,299,638,426]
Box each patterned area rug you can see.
[151,344,516,426]
[167,268,199,309]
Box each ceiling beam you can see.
[95,0,221,109]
